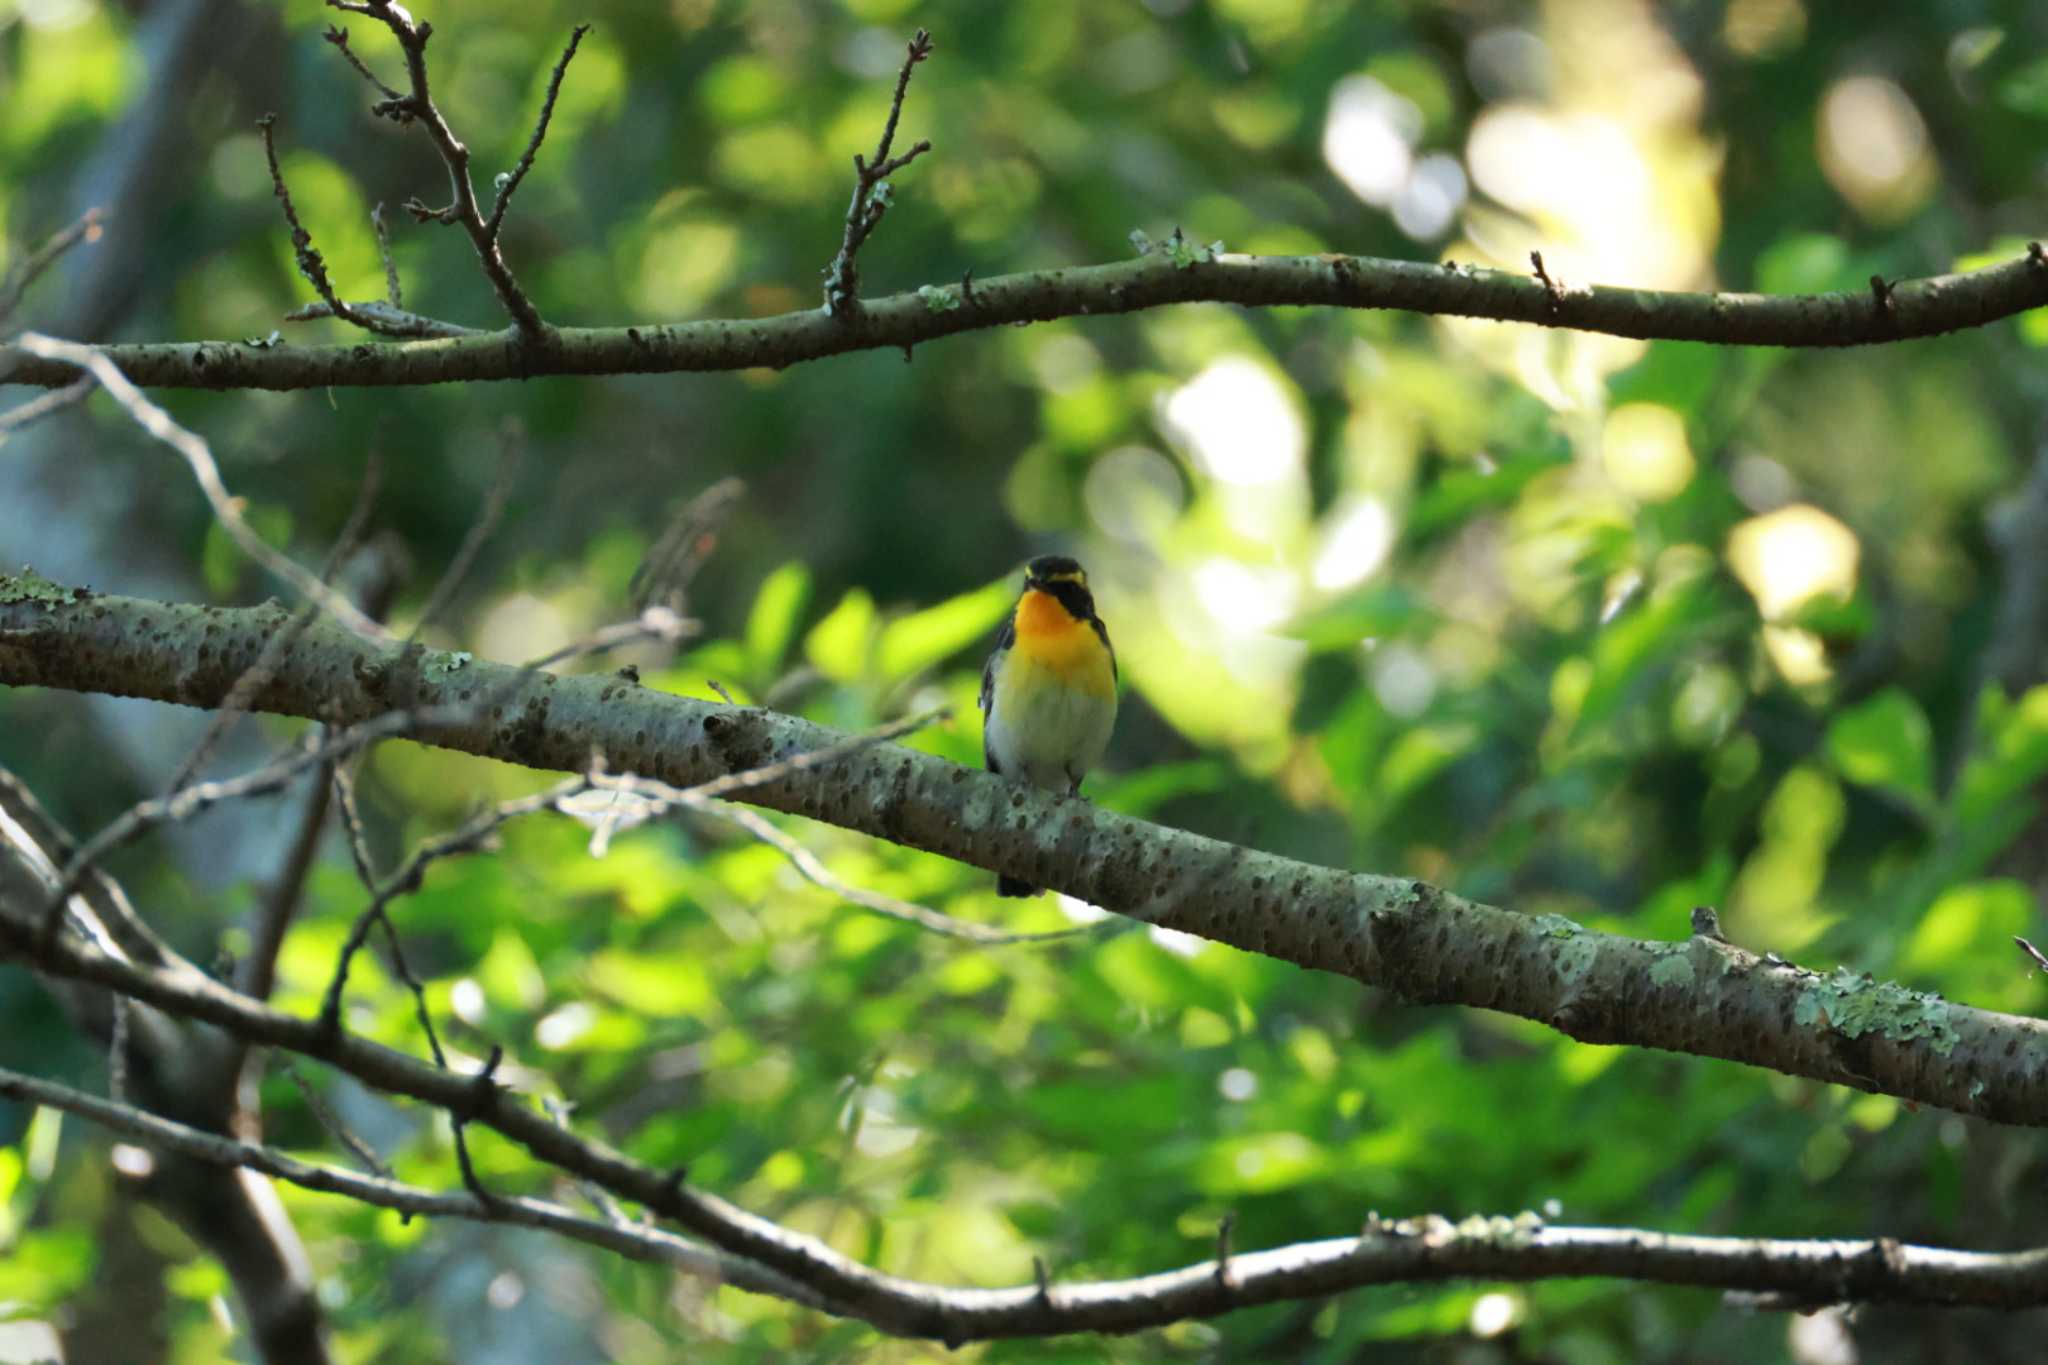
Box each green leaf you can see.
[877,577,1012,682]
[1898,880,2031,977]
[1285,584,1429,651]
[1998,55,2048,117]
[745,561,811,679]
[1824,687,1934,805]
[1755,233,1854,294]
[200,504,293,597]
[804,587,875,682]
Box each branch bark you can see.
[4,248,2045,392]
[3,575,2042,1127]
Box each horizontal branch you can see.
[3,247,2044,392]
[5,575,2046,1130]
[6,984,2048,1336]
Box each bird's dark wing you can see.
[1090,615,1117,684]
[980,616,1012,720]
[980,615,1014,773]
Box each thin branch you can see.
[519,607,695,673]
[685,801,1088,945]
[282,299,477,338]
[320,23,401,103]
[0,375,93,446]
[321,0,549,335]
[11,332,387,637]
[164,602,326,796]
[32,710,440,952]
[243,774,331,1002]
[320,760,571,1032]
[0,208,103,324]
[629,477,746,617]
[260,114,420,339]
[823,29,933,316]
[0,1062,827,1311]
[372,202,402,306]
[285,1062,392,1180]
[10,244,2048,393]
[483,25,590,241]
[406,422,519,642]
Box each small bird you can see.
[980,555,1118,896]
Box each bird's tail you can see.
[997,875,1041,898]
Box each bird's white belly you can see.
[986,655,1116,792]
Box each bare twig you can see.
[321,23,401,103]
[484,25,590,241]
[260,115,422,339]
[322,0,552,335]
[107,994,131,1102]
[372,202,402,306]
[822,29,934,315]
[283,299,476,337]
[695,801,1089,944]
[2016,936,2048,976]
[407,423,520,642]
[630,477,746,616]
[0,376,93,446]
[242,774,332,1002]
[12,332,386,638]
[520,607,696,672]
[286,1062,392,1180]
[0,1061,826,1310]
[34,710,439,952]
[319,764,582,1033]
[0,208,103,324]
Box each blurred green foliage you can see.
[7,0,2048,1360]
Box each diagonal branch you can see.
[0,1061,829,1311]
[483,25,590,241]
[258,115,421,339]
[823,29,934,316]
[6,245,2046,393]
[322,0,566,335]
[0,207,103,325]
[4,576,2047,1128]
[11,332,388,637]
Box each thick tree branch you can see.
[4,247,2043,393]
[3,577,2044,1127]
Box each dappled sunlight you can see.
[1729,504,1860,686]
[1441,0,1718,404]
[1157,356,1304,490]
[1601,402,1695,502]
[1322,76,1467,239]
[1310,496,1396,591]
[1727,504,1859,621]
[1818,76,1936,224]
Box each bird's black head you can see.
[1025,555,1087,588]
[1023,555,1096,619]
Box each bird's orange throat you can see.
[1013,589,1113,696]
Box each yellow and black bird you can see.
[980,555,1118,897]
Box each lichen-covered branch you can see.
[4,574,2045,1127]
[3,247,2044,393]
